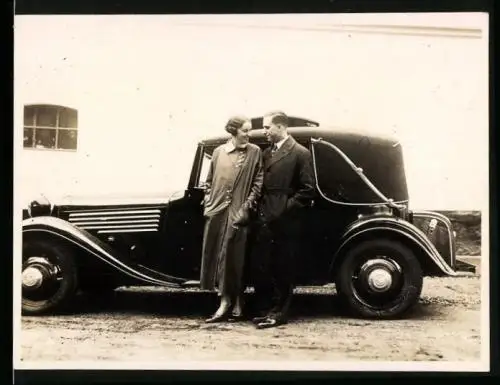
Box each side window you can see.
[24,104,78,151]
[198,152,212,188]
[312,140,380,204]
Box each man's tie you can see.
[271,144,278,156]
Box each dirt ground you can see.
[18,269,483,364]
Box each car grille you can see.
[63,207,161,234]
[412,211,456,270]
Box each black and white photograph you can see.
[13,12,489,371]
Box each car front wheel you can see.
[336,239,423,319]
[22,239,79,315]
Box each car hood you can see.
[24,190,186,208]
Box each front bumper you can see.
[455,258,477,274]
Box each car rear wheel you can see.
[22,239,78,315]
[336,239,423,319]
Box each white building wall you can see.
[14,14,488,210]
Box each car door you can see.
[157,144,214,280]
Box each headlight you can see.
[27,194,54,217]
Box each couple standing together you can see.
[200,111,315,329]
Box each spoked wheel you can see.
[22,239,78,315]
[336,239,423,319]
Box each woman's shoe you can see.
[205,312,230,323]
[229,310,246,321]
[230,295,245,320]
[205,303,232,323]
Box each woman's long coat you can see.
[200,140,263,297]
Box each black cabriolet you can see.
[21,120,475,319]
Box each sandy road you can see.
[18,273,483,364]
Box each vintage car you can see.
[21,118,475,319]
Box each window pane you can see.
[59,108,78,128]
[57,129,77,150]
[313,141,380,203]
[36,106,58,127]
[23,127,34,147]
[34,128,56,149]
[198,152,212,187]
[24,107,35,126]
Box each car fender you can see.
[22,216,184,287]
[331,215,458,277]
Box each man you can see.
[249,111,315,329]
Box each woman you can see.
[200,115,263,323]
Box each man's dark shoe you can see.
[251,316,268,325]
[256,317,287,329]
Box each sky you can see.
[14,13,489,210]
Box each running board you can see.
[179,281,338,289]
[135,264,187,285]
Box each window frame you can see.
[23,104,78,152]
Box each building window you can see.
[23,105,78,150]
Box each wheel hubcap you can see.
[22,256,61,297]
[22,267,44,289]
[357,257,402,295]
[367,268,393,292]
[347,252,409,313]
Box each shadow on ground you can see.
[65,289,443,321]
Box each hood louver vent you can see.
[65,207,161,234]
